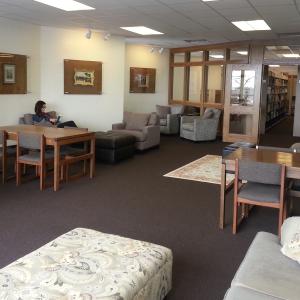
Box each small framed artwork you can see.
[3,64,16,84]
[130,67,156,93]
[64,59,102,94]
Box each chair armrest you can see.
[143,125,160,135]
[112,122,126,130]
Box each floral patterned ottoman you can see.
[0,228,173,299]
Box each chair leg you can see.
[40,164,45,191]
[278,206,284,237]
[233,198,238,234]
[16,162,21,186]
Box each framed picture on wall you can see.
[0,53,27,94]
[3,64,16,84]
[130,67,156,93]
[64,59,102,94]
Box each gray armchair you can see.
[180,108,221,141]
[111,111,160,151]
[156,105,184,135]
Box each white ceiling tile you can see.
[0,0,299,47]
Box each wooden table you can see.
[220,147,300,229]
[0,125,96,191]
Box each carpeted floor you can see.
[0,118,299,300]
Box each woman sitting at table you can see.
[33,100,77,128]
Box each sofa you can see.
[180,108,221,141]
[156,104,184,135]
[19,111,57,126]
[111,111,160,151]
[224,217,300,300]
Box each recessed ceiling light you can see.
[33,0,94,11]
[236,51,248,55]
[282,53,300,58]
[210,54,224,59]
[232,20,271,31]
[269,65,280,67]
[120,26,163,35]
[202,0,219,1]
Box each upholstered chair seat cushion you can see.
[239,182,280,203]
[18,150,54,162]
[111,129,146,142]
[160,119,167,126]
[182,123,194,132]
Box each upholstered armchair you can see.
[180,108,221,141]
[156,105,184,135]
[111,111,160,151]
[19,111,57,126]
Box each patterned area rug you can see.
[164,155,234,186]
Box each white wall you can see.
[0,17,40,125]
[40,27,125,131]
[124,44,169,113]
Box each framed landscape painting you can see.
[130,67,156,93]
[64,59,102,94]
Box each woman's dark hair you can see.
[35,100,46,116]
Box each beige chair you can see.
[112,112,160,151]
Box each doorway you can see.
[260,64,298,145]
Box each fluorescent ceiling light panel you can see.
[120,26,163,35]
[33,0,95,11]
[202,0,219,1]
[236,51,248,55]
[282,53,300,58]
[210,54,224,59]
[269,65,280,67]
[232,20,271,31]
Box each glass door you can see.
[223,64,263,143]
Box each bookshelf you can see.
[266,71,288,130]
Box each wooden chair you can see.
[60,127,91,182]
[0,130,16,184]
[16,132,54,191]
[233,159,287,236]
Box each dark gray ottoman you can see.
[95,131,136,163]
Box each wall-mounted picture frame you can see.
[130,67,156,93]
[0,53,27,94]
[64,59,102,95]
[3,64,16,84]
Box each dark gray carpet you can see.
[0,118,299,300]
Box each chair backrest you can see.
[256,145,295,153]
[237,159,282,185]
[18,132,43,150]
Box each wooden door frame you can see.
[223,64,263,143]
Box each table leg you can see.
[219,162,226,229]
[89,136,95,179]
[54,143,60,191]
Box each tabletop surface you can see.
[224,147,300,168]
[0,125,93,140]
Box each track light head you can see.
[85,28,92,39]
[158,47,164,54]
[104,33,111,41]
